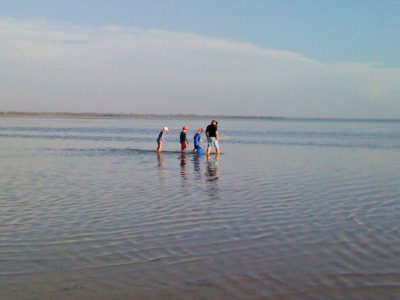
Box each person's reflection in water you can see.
[157,152,168,184]
[205,154,220,200]
[192,153,206,175]
[179,152,188,181]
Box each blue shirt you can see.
[157,131,164,142]
[193,132,202,147]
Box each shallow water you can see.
[1,117,399,299]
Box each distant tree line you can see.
[0,111,283,120]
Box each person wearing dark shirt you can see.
[205,120,220,155]
[157,127,169,152]
[180,126,189,151]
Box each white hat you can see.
[163,127,169,131]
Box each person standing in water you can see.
[180,126,189,151]
[206,120,220,155]
[193,128,205,153]
[157,127,169,152]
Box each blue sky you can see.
[1,0,399,118]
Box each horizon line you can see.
[1,111,399,122]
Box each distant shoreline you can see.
[1,112,399,122]
[0,111,284,120]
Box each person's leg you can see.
[157,142,163,152]
[181,142,187,151]
[214,140,220,154]
[207,138,212,154]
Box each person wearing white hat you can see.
[157,127,169,152]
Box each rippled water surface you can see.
[1,117,399,299]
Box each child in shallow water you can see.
[193,128,205,153]
[157,127,169,152]
[180,126,189,151]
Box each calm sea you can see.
[1,117,399,299]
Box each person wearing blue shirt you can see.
[193,128,205,153]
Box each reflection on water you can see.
[206,154,220,179]
[157,152,168,184]
[179,152,188,181]
[1,117,399,299]
[205,154,220,201]
[193,153,206,175]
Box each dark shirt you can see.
[180,131,187,143]
[157,131,163,142]
[206,124,218,138]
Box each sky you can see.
[1,0,399,118]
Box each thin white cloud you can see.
[1,17,399,118]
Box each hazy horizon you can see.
[1,1,399,119]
